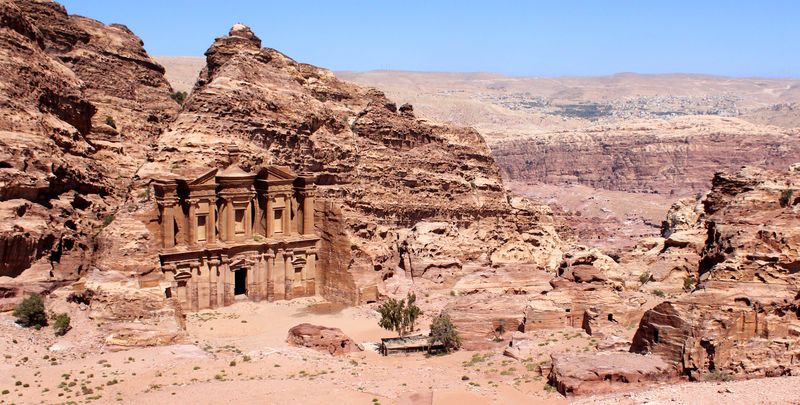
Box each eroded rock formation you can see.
[493,117,800,195]
[128,24,561,305]
[631,166,800,379]
[0,0,177,284]
[286,323,361,355]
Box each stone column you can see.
[222,256,233,306]
[161,199,176,249]
[187,199,197,246]
[274,248,285,301]
[284,250,294,299]
[226,199,234,242]
[266,196,273,237]
[209,258,220,308]
[257,253,267,300]
[189,262,200,312]
[245,200,253,239]
[253,195,263,237]
[283,195,292,236]
[208,199,217,244]
[266,250,275,302]
[306,248,317,296]
[302,191,315,236]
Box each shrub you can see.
[102,214,115,226]
[780,189,794,207]
[707,370,733,382]
[104,116,116,129]
[13,295,47,328]
[66,289,94,305]
[428,312,461,353]
[639,272,652,285]
[52,313,71,336]
[170,91,188,105]
[683,276,696,291]
[377,292,422,336]
[653,289,666,298]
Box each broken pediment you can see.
[189,168,219,186]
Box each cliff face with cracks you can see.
[131,25,562,304]
[630,166,800,380]
[0,0,177,281]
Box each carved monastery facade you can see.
[153,159,319,311]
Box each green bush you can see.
[170,91,188,105]
[13,295,47,328]
[102,214,115,226]
[683,276,696,291]
[377,292,421,336]
[52,313,71,336]
[104,116,116,129]
[429,312,461,353]
[639,272,652,285]
[780,189,794,207]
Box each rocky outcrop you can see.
[79,273,186,347]
[134,24,561,304]
[549,352,676,396]
[286,323,361,355]
[0,0,177,280]
[493,117,800,196]
[631,166,800,380]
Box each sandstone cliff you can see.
[630,166,800,379]
[126,25,561,304]
[0,0,177,282]
[493,117,800,195]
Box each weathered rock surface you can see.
[631,166,800,380]
[549,352,676,396]
[493,117,800,196]
[286,323,361,355]
[0,0,177,281]
[132,24,561,304]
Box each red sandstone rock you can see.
[131,23,562,305]
[0,0,177,282]
[286,323,361,355]
[631,166,800,380]
[549,352,677,396]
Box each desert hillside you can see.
[3,2,800,404]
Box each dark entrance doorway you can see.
[234,269,247,296]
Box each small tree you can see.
[104,116,116,129]
[780,189,794,207]
[429,312,461,353]
[52,313,71,336]
[378,292,422,336]
[170,91,188,105]
[13,295,47,328]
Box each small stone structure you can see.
[153,149,319,311]
[379,335,443,356]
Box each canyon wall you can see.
[630,166,800,379]
[493,117,800,195]
[124,25,562,304]
[0,0,177,280]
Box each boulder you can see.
[549,352,677,396]
[286,323,362,356]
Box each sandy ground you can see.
[2,297,800,404]
[0,298,568,405]
[573,376,800,405]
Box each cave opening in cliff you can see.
[234,268,247,296]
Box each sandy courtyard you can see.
[0,298,570,405]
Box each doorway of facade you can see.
[234,268,247,296]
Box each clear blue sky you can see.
[59,0,799,77]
